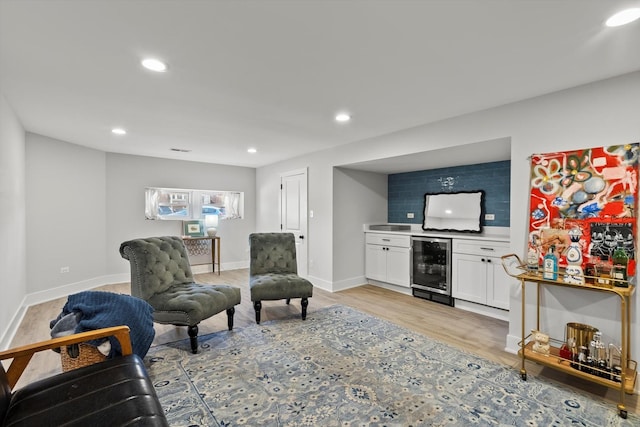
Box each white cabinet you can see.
[452,239,511,310]
[365,233,411,287]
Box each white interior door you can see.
[281,168,308,277]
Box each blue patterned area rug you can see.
[145,305,638,426]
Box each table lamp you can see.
[205,214,219,237]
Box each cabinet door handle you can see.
[382,238,391,242]
[487,259,492,263]
[480,247,495,251]
[481,258,486,262]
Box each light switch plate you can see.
[485,213,495,220]
[407,212,415,219]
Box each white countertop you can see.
[364,224,510,242]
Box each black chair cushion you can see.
[2,355,167,427]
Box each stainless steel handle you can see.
[480,247,495,251]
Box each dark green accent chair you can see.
[249,232,313,324]
[119,236,241,353]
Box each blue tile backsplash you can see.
[388,160,511,227]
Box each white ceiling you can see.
[1,1,639,172]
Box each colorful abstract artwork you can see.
[527,143,639,274]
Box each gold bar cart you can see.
[502,254,637,419]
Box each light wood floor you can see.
[7,268,638,414]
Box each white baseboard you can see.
[454,299,509,321]
[1,274,128,351]
[222,260,249,271]
[331,275,367,292]
[306,275,333,292]
[0,263,256,351]
[505,333,521,354]
[0,301,28,351]
[191,260,249,274]
[23,274,128,307]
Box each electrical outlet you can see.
[485,213,495,221]
[60,266,70,273]
[407,212,415,219]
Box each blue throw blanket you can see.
[50,291,155,358]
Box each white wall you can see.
[17,140,256,309]
[0,93,27,348]
[26,133,107,294]
[333,167,387,290]
[256,149,339,289]
[256,71,640,360]
[105,153,256,276]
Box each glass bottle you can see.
[542,245,558,280]
[609,344,622,382]
[590,332,607,378]
[527,245,539,274]
[596,255,611,286]
[611,247,629,288]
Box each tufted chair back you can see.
[249,232,298,276]
[119,236,194,301]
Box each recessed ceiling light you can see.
[141,58,168,72]
[111,127,126,135]
[247,148,257,153]
[335,113,351,123]
[606,8,640,27]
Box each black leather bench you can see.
[0,326,168,427]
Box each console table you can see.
[182,236,221,275]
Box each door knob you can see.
[299,235,304,239]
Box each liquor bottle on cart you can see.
[612,247,629,288]
[542,245,558,281]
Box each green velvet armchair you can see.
[119,236,241,353]
[249,232,313,324]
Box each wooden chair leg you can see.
[253,301,262,324]
[227,307,235,330]
[188,324,199,354]
[301,298,309,320]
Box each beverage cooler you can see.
[411,236,454,306]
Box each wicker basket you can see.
[60,343,107,372]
